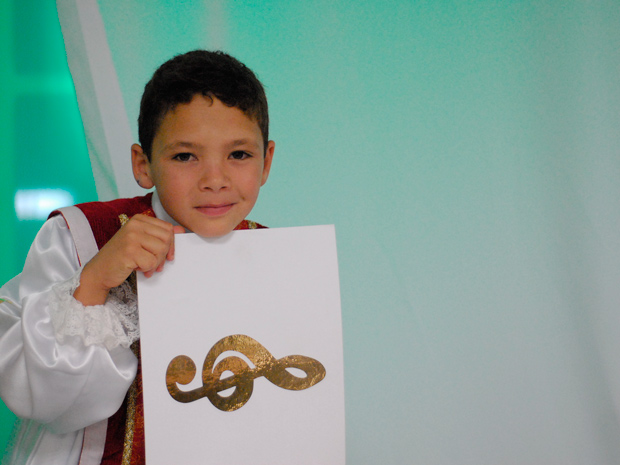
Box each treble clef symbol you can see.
[165,334,326,411]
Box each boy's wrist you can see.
[74,265,111,307]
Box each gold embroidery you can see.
[166,334,326,411]
[116,213,137,292]
[118,210,145,463]
[118,214,130,227]
[247,220,258,229]
[122,342,140,465]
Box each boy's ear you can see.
[261,140,275,186]
[131,144,155,189]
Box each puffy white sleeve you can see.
[0,216,138,435]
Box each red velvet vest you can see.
[52,193,265,464]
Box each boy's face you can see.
[132,95,274,237]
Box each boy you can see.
[0,50,274,465]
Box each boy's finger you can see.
[167,226,186,261]
[166,243,175,262]
[129,215,177,241]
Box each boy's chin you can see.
[196,230,235,238]
[189,222,241,238]
[180,210,253,238]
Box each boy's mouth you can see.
[195,204,234,217]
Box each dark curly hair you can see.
[138,50,269,159]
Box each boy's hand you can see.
[73,214,185,306]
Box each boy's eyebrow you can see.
[229,138,261,149]
[162,139,260,151]
[162,141,202,151]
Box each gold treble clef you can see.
[165,334,326,411]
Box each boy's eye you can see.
[172,152,195,162]
[230,151,251,160]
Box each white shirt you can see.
[0,192,171,465]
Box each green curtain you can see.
[0,0,96,451]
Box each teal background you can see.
[2,0,620,463]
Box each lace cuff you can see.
[49,271,139,350]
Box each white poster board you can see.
[137,225,345,465]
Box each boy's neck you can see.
[151,190,182,228]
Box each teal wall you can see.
[0,0,97,450]
[98,2,620,463]
[2,0,620,463]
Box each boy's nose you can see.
[199,161,230,191]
